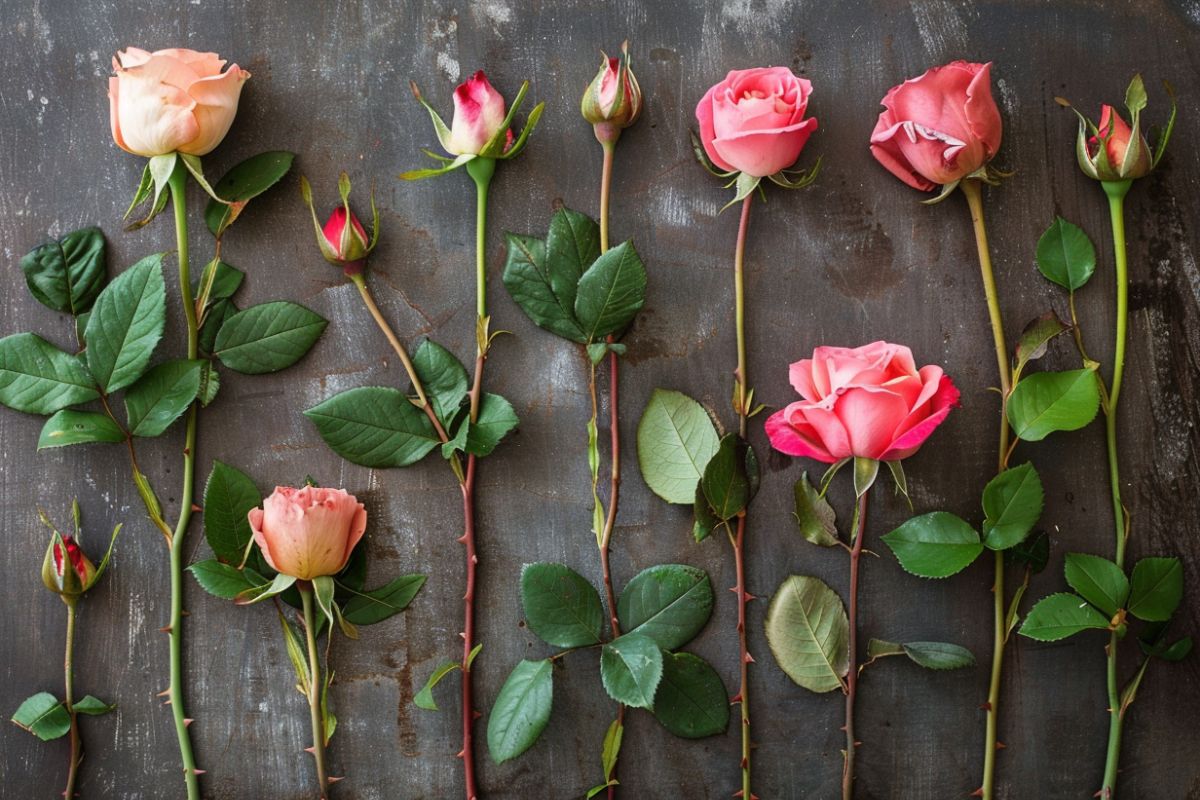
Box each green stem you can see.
[733,196,752,438]
[962,178,1013,800]
[300,588,331,798]
[63,597,80,799]
[166,165,201,800]
[467,158,495,327]
[842,490,869,800]
[1100,177,1133,800]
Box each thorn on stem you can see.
[304,746,315,754]
[192,768,206,775]
[744,591,757,602]
[979,702,992,711]
[970,790,984,797]
[159,625,172,633]
[328,776,345,783]
[743,651,755,664]
[190,503,202,513]
[456,749,465,759]
[995,741,1006,750]
[183,718,194,727]
[472,710,482,720]
[730,693,742,704]
[156,689,170,697]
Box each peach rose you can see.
[765,341,959,463]
[108,47,250,157]
[249,486,367,581]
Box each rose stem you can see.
[299,587,331,798]
[962,178,1014,800]
[459,156,497,800]
[63,596,81,799]
[1100,178,1133,799]
[596,139,625,799]
[732,193,754,800]
[166,165,202,800]
[842,489,869,800]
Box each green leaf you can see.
[501,231,587,342]
[794,472,839,546]
[546,208,601,303]
[901,642,976,670]
[600,633,663,709]
[0,333,99,414]
[882,512,983,578]
[123,359,203,437]
[11,692,70,741]
[1008,368,1101,442]
[700,434,749,520]
[520,563,604,648]
[1064,553,1129,618]
[1127,557,1184,622]
[866,638,905,659]
[198,361,220,407]
[20,227,107,314]
[85,253,167,393]
[460,393,519,457]
[37,410,124,449]
[412,339,469,425]
[982,463,1044,550]
[203,460,262,564]
[214,301,327,374]
[188,559,259,599]
[205,151,295,236]
[71,696,116,716]
[600,718,623,782]
[306,386,439,468]
[1007,530,1050,574]
[341,575,426,625]
[1036,217,1097,291]
[487,659,553,763]
[764,575,848,693]
[692,483,720,543]
[199,298,236,355]
[637,389,721,504]
[1015,311,1069,375]
[415,661,459,711]
[651,652,729,738]
[194,261,244,303]
[574,240,647,341]
[1019,593,1111,641]
[617,564,714,651]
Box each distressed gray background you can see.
[2,1,1198,798]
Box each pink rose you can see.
[446,71,510,155]
[695,67,818,177]
[322,207,370,264]
[1080,104,1152,180]
[249,486,367,581]
[108,47,250,157]
[869,61,1001,191]
[765,341,959,463]
[581,44,642,133]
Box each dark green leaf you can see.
[652,652,729,738]
[1127,557,1184,622]
[205,151,295,236]
[412,339,469,425]
[574,240,647,341]
[203,460,262,564]
[600,633,663,708]
[1036,217,1097,291]
[85,254,167,392]
[460,393,519,457]
[1007,531,1050,574]
[199,298,236,354]
[764,575,848,693]
[520,562,604,648]
[700,434,749,521]
[214,301,327,374]
[982,463,1044,550]
[901,641,976,670]
[1064,553,1129,617]
[123,359,203,437]
[1015,311,1069,373]
[546,207,601,304]
[37,410,124,449]
[188,559,259,599]
[692,483,719,543]
[20,227,107,314]
[1019,593,1111,641]
[305,386,439,467]
[617,564,713,650]
[794,472,839,547]
[0,333,98,414]
[71,696,115,716]
[342,575,427,625]
[637,389,720,504]
[1153,637,1193,662]
[882,512,983,578]
[501,231,587,342]
[11,692,70,741]
[1007,368,1101,441]
[194,261,245,302]
[866,638,905,659]
[487,659,553,763]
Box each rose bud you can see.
[1063,75,1176,183]
[248,486,367,581]
[695,67,818,178]
[42,531,99,598]
[109,47,250,157]
[765,341,959,464]
[581,41,643,144]
[301,172,379,277]
[444,71,511,156]
[870,61,1002,191]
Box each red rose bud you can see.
[42,532,98,598]
[301,172,379,277]
[582,41,642,144]
[1066,74,1172,182]
[323,207,371,264]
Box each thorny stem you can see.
[63,597,80,800]
[842,490,869,800]
[962,178,1013,800]
[166,166,201,800]
[300,588,331,798]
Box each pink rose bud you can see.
[108,47,250,157]
[301,173,379,277]
[1079,104,1152,181]
[695,67,818,178]
[323,207,371,264]
[765,341,959,464]
[446,71,511,156]
[248,486,367,581]
[870,61,1002,191]
[581,42,643,144]
[42,532,98,598]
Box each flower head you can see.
[582,42,643,143]
[249,486,367,581]
[1063,74,1173,182]
[300,172,379,276]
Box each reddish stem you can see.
[730,513,752,799]
[459,349,486,800]
[600,342,623,800]
[842,491,869,800]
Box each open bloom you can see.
[870,61,1001,190]
[765,341,959,463]
[446,71,510,155]
[695,67,818,177]
[109,47,249,157]
[249,486,367,581]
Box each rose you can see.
[108,47,250,158]
[765,341,959,463]
[1079,104,1152,180]
[249,486,367,581]
[445,71,510,156]
[42,532,98,597]
[695,67,818,177]
[322,207,370,264]
[581,44,642,137]
[869,61,1001,191]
